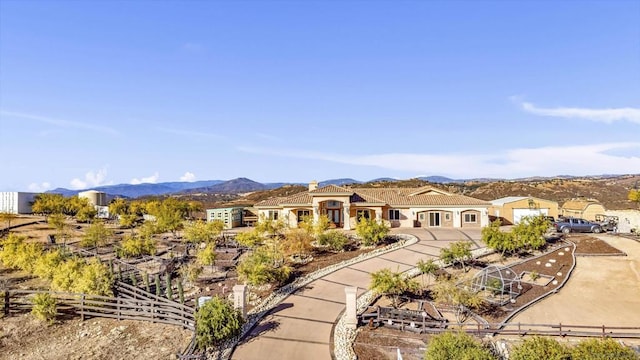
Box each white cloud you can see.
[237,142,640,179]
[180,172,196,182]
[70,167,112,190]
[512,98,640,124]
[0,110,119,134]
[28,182,52,192]
[131,172,160,185]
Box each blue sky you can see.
[1,0,639,192]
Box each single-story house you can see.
[489,196,559,225]
[254,181,490,229]
[560,198,606,221]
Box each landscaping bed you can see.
[568,234,626,256]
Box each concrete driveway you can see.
[231,228,484,360]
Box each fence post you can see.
[117,298,121,321]
[602,325,605,338]
[4,291,10,317]
[559,323,562,337]
[80,294,85,321]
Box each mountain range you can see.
[47,175,470,198]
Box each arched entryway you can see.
[320,200,344,228]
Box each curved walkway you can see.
[231,228,484,360]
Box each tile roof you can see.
[256,185,490,208]
[309,184,353,194]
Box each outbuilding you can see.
[561,198,606,221]
[489,196,559,225]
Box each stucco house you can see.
[560,198,606,221]
[489,196,559,225]
[254,181,490,229]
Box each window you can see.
[464,213,477,223]
[389,209,400,220]
[297,210,310,223]
[356,209,370,221]
[268,210,279,220]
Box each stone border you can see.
[333,246,494,360]
[210,234,419,359]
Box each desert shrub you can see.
[486,278,503,296]
[51,257,85,293]
[510,336,571,360]
[529,271,539,281]
[355,217,390,246]
[196,243,217,268]
[179,263,204,284]
[183,220,224,244]
[283,228,313,258]
[571,338,639,360]
[117,235,157,258]
[317,230,349,251]
[195,296,244,349]
[33,249,66,280]
[71,259,114,296]
[237,246,291,286]
[424,331,495,360]
[31,293,57,324]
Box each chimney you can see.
[309,180,318,191]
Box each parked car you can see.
[554,217,603,234]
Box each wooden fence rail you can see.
[364,308,640,338]
[3,288,196,331]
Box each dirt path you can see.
[510,234,640,328]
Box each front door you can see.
[429,212,441,227]
[327,209,341,226]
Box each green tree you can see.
[512,215,548,252]
[571,338,639,360]
[195,296,244,350]
[72,259,113,296]
[424,331,495,360]
[47,213,68,244]
[432,278,485,323]
[482,220,517,257]
[235,229,263,248]
[629,189,640,209]
[80,220,114,251]
[0,212,18,229]
[32,193,66,217]
[256,214,287,238]
[197,243,217,272]
[510,336,570,360]
[183,220,224,244]
[146,198,190,236]
[440,241,473,272]
[117,235,157,258]
[31,293,57,324]
[369,268,420,308]
[33,249,66,280]
[355,217,390,246]
[417,259,439,289]
[51,257,85,292]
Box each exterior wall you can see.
[0,192,39,214]
[409,207,488,228]
[561,203,606,221]
[206,207,243,229]
[606,209,640,233]
[460,210,481,228]
[491,198,559,225]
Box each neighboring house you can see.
[78,190,110,218]
[0,192,40,214]
[489,196,559,225]
[254,181,490,229]
[206,207,243,229]
[561,198,606,221]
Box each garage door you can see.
[513,208,548,224]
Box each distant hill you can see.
[49,180,225,198]
[417,176,459,183]
[319,178,361,187]
[181,178,271,194]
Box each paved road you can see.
[231,228,484,360]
